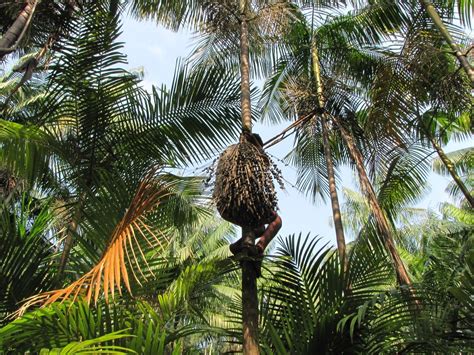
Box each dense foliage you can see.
[0,0,472,353]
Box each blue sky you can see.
[119,15,473,246]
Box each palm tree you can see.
[238,1,260,351]
[2,1,473,353]
[260,1,417,286]
[309,25,347,267]
[130,2,300,352]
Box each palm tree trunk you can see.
[240,1,259,353]
[240,0,252,133]
[310,41,324,110]
[334,118,412,286]
[0,0,37,59]
[310,40,348,269]
[420,0,474,84]
[321,115,348,269]
[429,135,474,208]
[241,228,259,355]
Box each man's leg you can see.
[256,213,282,253]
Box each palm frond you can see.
[18,168,175,311]
[135,60,242,166]
[0,119,55,188]
[0,192,56,324]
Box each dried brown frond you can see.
[16,168,172,316]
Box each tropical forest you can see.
[0,0,473,354]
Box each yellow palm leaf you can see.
[18,168,172,315]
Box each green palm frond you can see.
[260,234,344,353]
[285,119,347,203]
[448,245,474,322]
[38,330,134,355]
[419,227,474,351]
[0,299,184,354]
[441,202,474,224]
[0,192,56,324]
[315,1,411,51]
[0,119,54,188]
[260,229,473,353]
[39,4,149,185]
[376,142,431,222]
[136,60,242,166]
[259,233,395,353]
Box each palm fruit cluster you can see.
[212,138,283,228]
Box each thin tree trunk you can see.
[429,135,474,208]
[420,0,474,84]
[334,118,412,287]
[240,1,259,353]
[310,39,348,269]
[0,0,37,59]
[310,41,324,109]
[240,0,252,133]
[321,115,348,269]
[57,199,83,277]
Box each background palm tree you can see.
[259,0,423,286]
